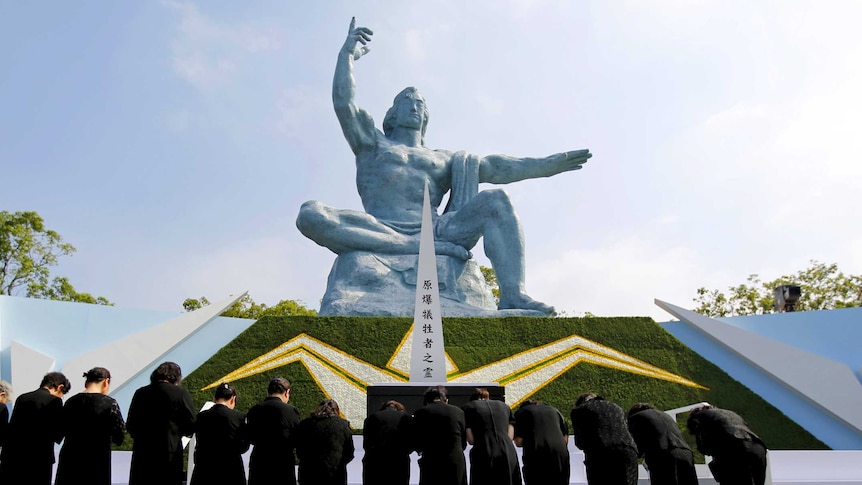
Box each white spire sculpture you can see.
[409,181,447,382]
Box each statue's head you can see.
[383,87,429,145]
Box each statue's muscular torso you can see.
[355,135,453,224]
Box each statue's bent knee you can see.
[480,189,515,216]
[296,200,326,236]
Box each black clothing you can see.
[462,399,522,485]
[126,381,196,485]
[55,393,126,485]
[627,408,697,485]
[362,407,413,485]
[190,403,250,485]
[570,397,639,485]
[0,401,9,449]
[513,402,570,485]
[246,396,301,485]
[687,408,767,485]
[412,401,467,485]
[706,440,767,485]
[296,414,355,485]
[0,388,64,485]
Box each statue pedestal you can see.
[318,251,544,317]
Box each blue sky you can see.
[2,1,861,320]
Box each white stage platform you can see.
[81,438,862,485]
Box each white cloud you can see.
[529,236,708,321]
[171,52,237,91]
[476,93,505,115]
[403,29,428,62]
[848,239,862,274]
[164,0,281,92]
[651,213,680,226]
[274,86,330,139]
[180,236,327,311]
[237,25,281,53]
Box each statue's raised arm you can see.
[333,18,377,155]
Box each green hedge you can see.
[182,316,828,452]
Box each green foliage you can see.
[28,276,113,305]
[183,316,826,450]
[0,210,112,304]
[1,210,74,295]
[479,265,500,305]
[182,294,316,318]
[694,260,862,317]
[182,296,210,312]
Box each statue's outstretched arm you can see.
[478,149,592,184]
[333,17,377,155]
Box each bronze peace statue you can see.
[296,18,592,317]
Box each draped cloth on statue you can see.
[444,151,480,213]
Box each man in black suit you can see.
[627,403,698,485]
[190,382,249,485]
[363,400,413,485]
[126,361,196,485]
[570,392,639,485]
[412,386,467,485]
[687,405,767,485]
[246,376,301,485]
[0,372,70,485]
[513,399,571,485]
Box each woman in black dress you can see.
[362,400,413,485]
[296,399,355,485]
[126,361,196,485]
[55,367,126,485]
[190,382,249,485]
[462,388,522,485]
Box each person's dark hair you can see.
[267,377,291,395]
[380,400,405,412]
[83,367,111,385]
[214,382,237,401]
[382,87,429,145]
[40,372,71,395]
[521,399,541,409]
[574,392,598,408]
[423,385,448,405]
[150,361,182,385]
[470,388,490,401]
[312,399,341,418]
[686,404,715,434]
[627,402,655,419]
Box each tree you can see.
[1,210,112,305]
[28,276,113,305]
[479,265,500,305]
[1,211,74,295]
[182,296,210,312]
[693,260,862,317]
[183,294,317,318]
